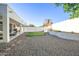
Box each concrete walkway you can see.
[1,33,79,56]
[49,31,79,40]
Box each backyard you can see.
[26,32,45,37]
[1,3,79,56]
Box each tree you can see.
[28,24,35,27]
[43,19,53,27]
[55,3,79,19]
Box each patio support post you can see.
[3,5,10,42]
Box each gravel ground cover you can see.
[0,33,79,56]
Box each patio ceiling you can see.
[9,18,22,26]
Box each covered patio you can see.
[0,4,25,43]
[9,18,24,40]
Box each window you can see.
[0,33,2,36]
[0,21,3,31]
[0,37,3,40]
[9,11,12,13]
[0,22,3,24]
[0,33,3,40]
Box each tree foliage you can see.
[43,19,53,27]
[55,3,79,19]
[28,24,35,27]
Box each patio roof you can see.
[7,4,26,26]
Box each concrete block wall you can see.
[24,27,44,32]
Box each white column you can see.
[3,5,10,42]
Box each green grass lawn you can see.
[26,32,45,37]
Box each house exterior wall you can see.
[0,4,9,42]
[0,4,25,43]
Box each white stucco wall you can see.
[53,18,79,33]
[24,27,44,32]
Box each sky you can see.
[9,3,70,26]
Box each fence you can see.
[24,27,44,32]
